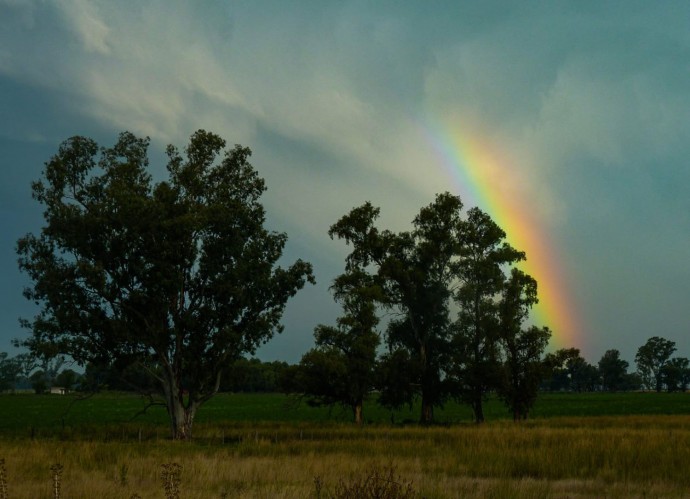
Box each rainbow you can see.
[420,120,582,351]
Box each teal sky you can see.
[1,1,689,365]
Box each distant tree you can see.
[79,359,161,392]
[598,349,629,392]
[661,357,690,392]
[295,269,380,425]
[375,347,418,415]
[13,353,38,382]
[0,353,22,392]
[17,130,313,439]
[621,372,643,391]
[29,369,47,394]
[542,348,582,391]
[55,368,79,391]
[635,336,676,392]
[568,357,599,392]
[222,358,289,392]
[496,269,551,420]
[39,355,66,388]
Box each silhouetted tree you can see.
[29,370,47,394]
[496,269,551,420]
[375,347,418,415]
[329,194,462,424]
[330,193,542,424]
[295,269,380,424]
[635,336,676,392]
[450,209,524,423]
[0,353,22,392]
[661,357,690,392]
[221,358,289,392]
[542,348,582,391]
[568,357,599,392]
[55,369,79,391]
[598,349,629,392]
[17,130,313,439]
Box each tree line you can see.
[278,192,551,425]
[1,335,686,399]
[11,130,687,438]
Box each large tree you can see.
[329,193,539,424]
[329,193,462,424]
[450,208,524,423]
[635,336,676,392]
[496,268,551,420]
[17,130,313,439]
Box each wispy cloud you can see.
[1,1,689,361]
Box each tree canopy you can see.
[17,130,314,439]
[329,192,549,423]
[635,336,676,392]
[294,268,380,425]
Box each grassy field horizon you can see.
[1,392,689,497]
[1,390,689,435]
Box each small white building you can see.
[50,386,67,395]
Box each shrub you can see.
[316,465,417,499]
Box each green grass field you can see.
[1,392,689,497]
[1,391,689,437]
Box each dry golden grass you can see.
[1,415,689,498]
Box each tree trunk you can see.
[353,400,363,426]
[419,343,434,425]
[472,396,484,424]
[162,368,199,440]
[420,395,434,425]
[168,398,198,440]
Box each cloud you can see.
[3,1,690,360]
[55,0,111,54]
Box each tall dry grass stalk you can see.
[0,458,7,499]
[160,462,182,499]
[50,464,63,499]
[0,415,688,497]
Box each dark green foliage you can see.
[0,353,21,392]
[496,268,551,420]
[2,353,38,391]
[450,208,526,423]
[661,357,690,392]
[54,369,79,391]
[221,358,289,393]
[29,370,47,394]
[330,193,550,424]
[542,348,595,392]
[598,349,630,392]
[568,357,600,392]
[17,130,314,439]
[636,336,677,392]
[376,348,418,414]
[294,269,380,424]
[329,194,463,424]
